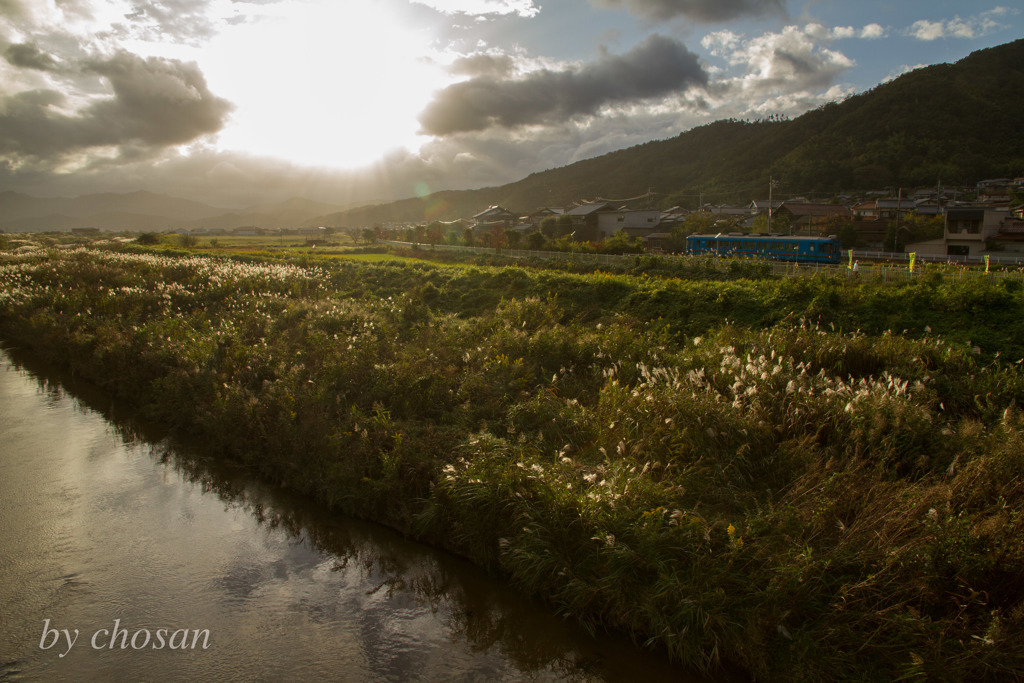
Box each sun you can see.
[201,1,444,169]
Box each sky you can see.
[0,0,1021,208]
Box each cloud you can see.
[907,7,1016,41]
[410,0,540,18]
[107,0,222,45]
[860,23,885,39]
[703,25,854,98]
[802,23,887,41]
[447,51,517,77]
[4,42,61,71]
[590,0,786,22]
[0,51,233,165]
[418,34,707,136]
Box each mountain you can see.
[0,191,229,232]
[313,38,1024,227]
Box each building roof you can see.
[472,206,517,220]
[566,202,615,216]
[778,202,853,217]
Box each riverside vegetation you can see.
[2,238,1023,681]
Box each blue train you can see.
[685,234,842,264]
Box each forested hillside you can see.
[319,38,1024,227]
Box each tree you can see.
[838,223,861,248]
[684,212,719,235]
[540,216,559,237]
[556,214,575,237]
[426,224,443,246]
[601,231,643,254]
[361,227,376,243]
[527,231,546,249]
[489,225,508,249]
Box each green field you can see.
[2,238,1022,681]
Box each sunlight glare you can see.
[205,1,443,169]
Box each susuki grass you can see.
[2,242,1023,680]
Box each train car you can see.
[685,234,842,264]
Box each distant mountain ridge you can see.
[0,191,353,233]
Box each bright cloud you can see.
[908,6,1016,40]
[704,24,855,99]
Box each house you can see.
[848,219,889,251]
[598,209,663,239]
[645,232,674,253]
[992,219,1024,253]
[775,202,853,234]
[942,206,1007,257]
[749,200,784,218]
[564,202,617,241]
[522,207,564,231]
[911,199,943,217]
[875,198,915,220]
[658,206,690,229]
[471,206,519,230]
[852,201,878,219]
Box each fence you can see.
[382,241,1024,283]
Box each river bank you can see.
[0,346,690,682]
[2,242,1023,680]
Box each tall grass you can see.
[2,243,1023,680]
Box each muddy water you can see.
[0,348,702,682]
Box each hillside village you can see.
[307,177,1024,259]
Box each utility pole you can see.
[895,187,903,253]
[768,176,774,234]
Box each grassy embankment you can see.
[1,240,1023,681]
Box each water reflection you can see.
[0,346,700,682]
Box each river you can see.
[0,347,701,682]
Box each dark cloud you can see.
[0,0,25,18]
[419,34,707,136]
[592,0,786,22]
[448,53,517,78]
[0,51,233,162]
[4,42,60,71]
